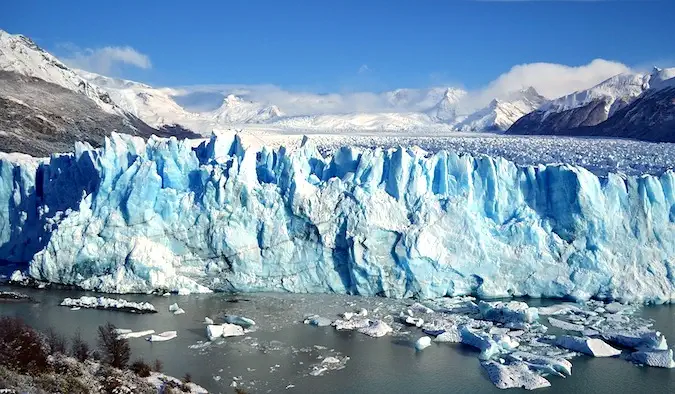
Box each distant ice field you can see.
[235,127,675,177]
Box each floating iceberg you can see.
[630,349,675,368]
[479,301,539,324]
[148,331,177,342]
[415,336,432,351]
[223,315,256,328]
[117,330,155,340]
[60,296,156,313]
[0,132,673,303]
[482,361,551,390]
[555,335,621,357]
[358,320,392,338]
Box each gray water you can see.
[1,286,673,394]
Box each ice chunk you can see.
[434,328,462,343]
[204,317,214,325]
[630,349,675,368]
[479,301,539,324]
[404,316,424,327]
[168,303,185,315]
[117,330,155,339]
[206,325,224,341]
[222,323,245,337]
[333,318,371,331]
[358,320,392,338]
[460,327,503,360]
[601,330,668,350]
[60,296,156,313]
[415,336,432,351]
[303,315,332,327]
[113,328,132,335]
[482,361,551,390]
[509,351,572,376]
[537,304,583,316]
[409,302,434,314]
[223,315,256,328]
[548,317,585,332]
[147,331,177,342]
[555,335,621,357]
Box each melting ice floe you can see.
[0,132,673,303]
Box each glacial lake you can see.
[1,286,673,394]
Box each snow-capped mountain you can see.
[209,94,283,124]
[384,87,466,112]
[507,68,675,137]
[425,88,464,122]
[455,87,547,132]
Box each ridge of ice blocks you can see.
[630,349,675,368]
[555,335,621,357]
[0,132,674,302]
[60,296,156,313]
[479,301,539,323]
[482,361,551,390]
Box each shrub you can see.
[130,359,152,378]
[71,331,90,362]
[97,323,130,369]
[153,359,163,372]
[182,373,192,383]
[45,327,68,355]
[0,316,49,374]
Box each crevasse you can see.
[0,132,673,302]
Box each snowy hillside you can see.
[0,29,126,116]
[508,67,675,138]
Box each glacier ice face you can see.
[0,132,674,302]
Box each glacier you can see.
[0,132,674,302]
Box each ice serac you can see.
[0,132,674,302]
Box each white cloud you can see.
[358,64,371,74]
[58,43,152,75]
[461,59,632,111]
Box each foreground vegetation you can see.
[0,316,203,393]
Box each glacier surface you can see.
[0,132,674,302]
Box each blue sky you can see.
[2,0,674,93]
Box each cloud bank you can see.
[173,58,633,115]
[59,43,152,75]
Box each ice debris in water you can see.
[415,336,432,351]
[303,315,332,327]
[117,330,155,340]
[479,301,539,324]
[3,132,674,303]
[61,296,156,313]
[204,317,214,325]
[168,303,185,315]
[206,323,245,340]
[482,361,551,390]
[358,320,393,338]
[223,315,256,328]
[147,331,177,342]
[554,336,621,357]
[630,349,675,368]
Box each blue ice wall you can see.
[0,133,673,302]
